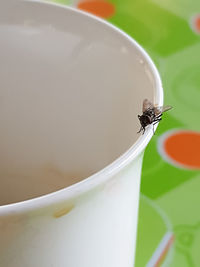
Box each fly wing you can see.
[142,99,154,112]
[162,105,173,113]
[154,105,172,115]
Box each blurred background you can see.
[50,0,200,265]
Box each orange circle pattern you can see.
[191,14,200,34]
[161,130,200,169]
[77,0,115,19]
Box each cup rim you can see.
[0,1,163,215]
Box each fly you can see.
[137,99,172,134]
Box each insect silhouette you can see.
[137,99,172,134]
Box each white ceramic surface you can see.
[0,1,163,266]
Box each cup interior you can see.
[0,0,157,205]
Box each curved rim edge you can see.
[0,0,163,215]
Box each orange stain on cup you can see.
[159,130,200,169]
[54,204,75,218]
[77,0,115,19]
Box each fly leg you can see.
[153,118,162,125]
[137,126,143,133]
[137,126,146,134]
[157,113,162,118]
[152,117,162,134]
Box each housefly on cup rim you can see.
[137,99,172,134]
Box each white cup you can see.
[0,1,163,266]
